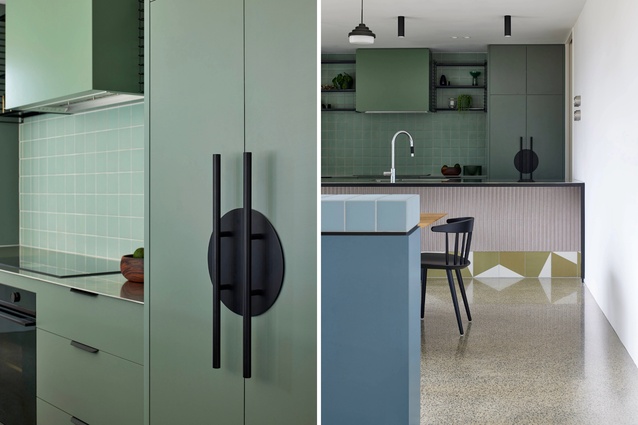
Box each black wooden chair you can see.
[421,217,474,335]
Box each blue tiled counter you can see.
[322,194,421,425]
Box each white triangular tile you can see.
[555,292,578,304]
[475,265,500,278]
[539,255,552,278]
[554,251,578,264]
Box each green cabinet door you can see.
[488,45,526,95]
[148,0,244,424]
[356,48,430,112]
[488,95,527,181]
[527,45,565,95]
[0,122,18,245]
[148,0,316,423]
[527,95,565,180]
[244,0,316,421]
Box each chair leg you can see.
[455,269,472,322]
[420,268,427,320]
[446,269,464,335]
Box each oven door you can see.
[0,303,36,425]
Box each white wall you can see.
[573,0,638,365]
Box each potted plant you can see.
[332,73,354,90]
[457,94,472,112]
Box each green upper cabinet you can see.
[488,45,526,95]
[526,45,564,95]
[6,0,140,110]
[356,48,430,112]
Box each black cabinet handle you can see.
[208,151,284,379]
[212,154,221,369]
[70,416,89,425]
[243,152,252,379]
[0,305,36,327]
[70,340,99,354]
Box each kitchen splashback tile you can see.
[20,104,144,260]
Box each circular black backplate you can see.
[208,208,285,317]
[514,149,539,174]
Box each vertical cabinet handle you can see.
[209,152,284,380]
[243,152,252,379]
[212,154,221,369]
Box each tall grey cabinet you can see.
[488,45,565,181]
[146,0,316,424]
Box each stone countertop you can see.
[0,247,144,304]
[322,175,584,187]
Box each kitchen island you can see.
[322,177,584,279]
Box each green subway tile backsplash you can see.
[19,104,144,260]
[321,52,487,176]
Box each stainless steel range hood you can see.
[6,0,143,115]
[15,91,143,115]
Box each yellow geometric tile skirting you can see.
[425,252,581,278]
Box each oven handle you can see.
[0,305,36,327]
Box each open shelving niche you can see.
[430,61,487,112]
[321,59,356,112]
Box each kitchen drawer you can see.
[37,398,72,425]
[37,284,143,364]
[37,329,143,425]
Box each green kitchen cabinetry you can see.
[356,48,430,112]
[0,120,18,245]
[36,285,143,425]
[488,45,565,181]
[6,0,140,110]
[147,0,316,424]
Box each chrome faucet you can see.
[383,131,415,183]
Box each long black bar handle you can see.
[212,154,221,369]
[243,152,252,379]
[529,137,534,180]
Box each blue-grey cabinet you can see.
[488,45,565,181]
[147,0,316,424]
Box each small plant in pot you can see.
[332,73,354,90]
[457,94,473,112]
[121,247,144,283]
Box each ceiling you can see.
[322,0,587,53]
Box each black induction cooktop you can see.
[0,246,121,279]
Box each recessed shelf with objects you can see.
[321,57,356,112]
[431,61,487,112]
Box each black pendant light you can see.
[398,16,405,38]
[504,15,512,37]
[349,0,375,44]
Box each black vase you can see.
[439,75,447,86]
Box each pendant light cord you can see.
[360,0,364,24]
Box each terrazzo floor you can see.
[421,277,638,424]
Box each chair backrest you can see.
[430,217,474,266]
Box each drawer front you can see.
[37,329,143,425]
[37,284,143,364]
[37,398,71,425]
